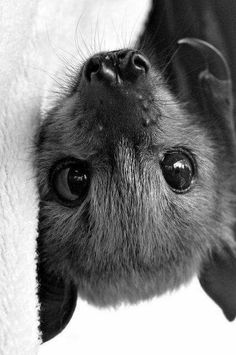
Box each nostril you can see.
[84,56,101,82]
[132,53,150,74]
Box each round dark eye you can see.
[50,158,91,206]
[160,150,195,193]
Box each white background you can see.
[39,277,236,355]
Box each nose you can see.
[83,49,150,84]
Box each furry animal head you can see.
[37,40,236,341]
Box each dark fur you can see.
[37,0,236,342]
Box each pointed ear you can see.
[38,262,77,343]
[199,246,236,321]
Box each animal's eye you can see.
[50,158,91,206]
[160,150,195,193]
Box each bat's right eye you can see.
[50,158,91,207]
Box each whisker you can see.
[74,14,90,62]
[110,17,123,50]
[30,67,66,88]
[160,47,180,77]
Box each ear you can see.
[199,246,236,321]
[37,262,77,343]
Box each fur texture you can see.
[37,51,236,306]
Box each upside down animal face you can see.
[37,44,236,341]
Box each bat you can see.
[36,0,236,342]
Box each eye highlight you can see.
[50,158,91,206]
[160,149,196,193]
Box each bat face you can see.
[37,47,236,311]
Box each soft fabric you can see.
[0,0,150,353]
[0,2,41,353]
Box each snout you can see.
[79,49,156,140]
[83,49,150,84]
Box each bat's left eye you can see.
[50,158,91,206]
[160,150,196,193]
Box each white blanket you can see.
[0,1,150,353]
